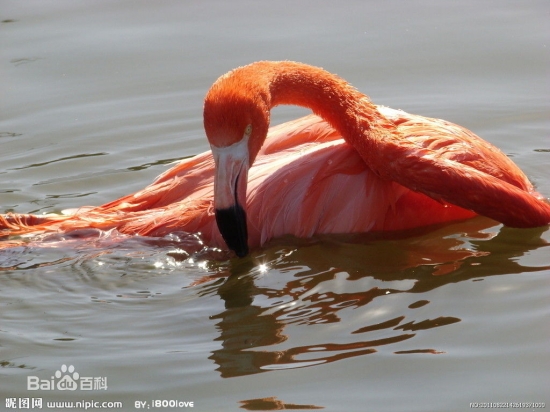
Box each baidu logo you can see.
[54,364,79,390]
[27,364,107,391]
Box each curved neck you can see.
[250,61,396,164]
[269,62,372,132]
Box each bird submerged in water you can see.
[2,61,549,257]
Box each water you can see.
[1,1,549,411]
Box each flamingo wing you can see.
[370,106,550,228]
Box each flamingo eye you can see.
[244,124,252,138]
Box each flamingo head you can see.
[203,74,270,257]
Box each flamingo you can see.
[1,61,549,257]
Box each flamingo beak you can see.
[211,140,250,257]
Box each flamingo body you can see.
[0,112,476,247]
[1,61,549,255]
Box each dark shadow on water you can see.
[239,396,324,410]
[207,218,549,378]
[11,152,107,171]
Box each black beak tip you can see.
[215,206,249,258]
[234,245,249,259]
